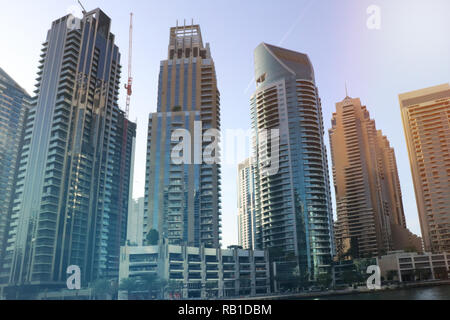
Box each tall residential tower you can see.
[0,68,31,268]
[0,9,135,294]
[250,43,334,283]
[399,84,450,253]
[330,96,421,259]
[237,158,256,250]
[145,24,222,248]
[127,198,145,246]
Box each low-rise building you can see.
[119,244,271,299]
[332,258,377,287]
[378,251,450,282]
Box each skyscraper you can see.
[250,43,334,282]
[127,198,145,246]
[145,24,222,249]
[0,68,31,268]
[399,84,450,253]
[237,158,256,250]
[0,9,135,293]
[330,96,421,259]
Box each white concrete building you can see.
[378,251,450,282]
[119,244,271,299]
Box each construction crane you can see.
[124,13,133,118]
[77,0,86,14]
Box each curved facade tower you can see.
[251,43,334,281]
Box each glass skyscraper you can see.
[0,68,31,270]
[250,43,334,284]
[145,24,222,249]
[0,9,136,295]
[237,158,257,250]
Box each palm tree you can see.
[386,270,398,282]
[146,229,159,246]
[342,270,358,287]
[91,279,115,300]
[140,274,161,299]
[317,273,332,289]
[120,278,140,300]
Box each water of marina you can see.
[316,285,450,300]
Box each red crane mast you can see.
[125,13,133,118]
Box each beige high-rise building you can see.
[399,84,450,253]
[330,96,421,259]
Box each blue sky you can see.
[1,0,449,247]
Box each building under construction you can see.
[0,8,136,298]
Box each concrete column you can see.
[430,255,436,280]
[250,251,256,297]
[218,248,224,299]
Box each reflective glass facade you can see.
[145,25,222,248]
[251,43,334,281]
[237,158,257,250]
[0,9,135,291]
[0,68,31,269]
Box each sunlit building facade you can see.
[399,84,450,253]
[250,43,334,282]
[0,9,135,294]
[145,24,222,249]
[330,96,421,259]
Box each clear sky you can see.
[1,0,449,247]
